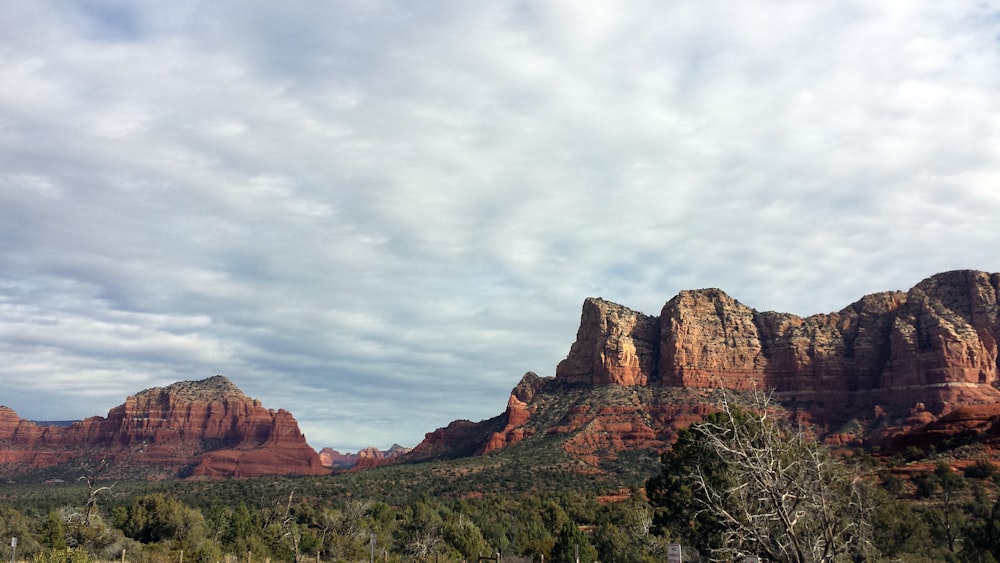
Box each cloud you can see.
[1,1,999,451]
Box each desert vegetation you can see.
[5,405,1000,562]
[0,477,667,563]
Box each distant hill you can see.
[318,444,412,469]
[0,375,328,481]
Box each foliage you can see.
[963,496,1000,562]
[40,511,68,551]
[647,392,876,562]
[926,461,968,553]
[61,508,132,561]
[869,490,934,559]
[0,506,39,555]
[592,498,667,562]
[113,492,205,547]
[442,511,490,560]
[32,547,91,563]
[551,521,597,563]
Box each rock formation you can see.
[555,299,659,386]
[0,375,328,479]
[405,270,1000,464]
[556,270,1000,413]
[318,443,412,469]
[883,403,1000,452]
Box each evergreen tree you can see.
[41,510,68,550]
[551,521,597,563]
[963,497,1000,562]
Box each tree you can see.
[278,490,303,563]
[593,499,666,562]
[397,499,446,559]
[925,461,968,553]
[443,513,490,560]
[963,496,1000,562]
[41,510,69,550]
[115,492,206,549]
[551,521,597,563]
[869,491,933,559]
[215,501,269,558]
[647,392,875,562]
[77,441,147,526]
[0,507,39,558]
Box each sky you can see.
[1,1,999,453]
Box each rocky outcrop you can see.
[883,403,1000,453]
[659,288,917,401]
[659,289,768,389]
[0,376,328,479]
[884,271,1000,390]
[319,448,353,468]
[576,270,1000,414]
[556,299,659,386]
[404,416,508,463]
[404,270,1000,465]
[318,444,413,469]
[480,372,541,455]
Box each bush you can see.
[965,459,997,480]
[33,547,90,563]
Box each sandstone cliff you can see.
[0,375,328,480]
[555,270,1000,410]
[318,444,412,469]
[555,300,659,386]
[407,270,1000,464]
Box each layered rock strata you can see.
[0,375,327,479]
[556,270,1000,410]
[410,270,1000,463]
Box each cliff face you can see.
[658,287,915,396]
[555,299,659,386]
[884,271,1000,391]
[565,270,1000,409]
[0,376,327,479]
[408,270,1000,464]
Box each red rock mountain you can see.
[318,444,412,469]
[0,375,328,479]
[404,270,1000,464]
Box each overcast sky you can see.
[1,1,999,452]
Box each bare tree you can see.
[280,490,302,563]
[77,441,147,525]
[649,391,875,562]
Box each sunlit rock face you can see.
[0,375,328,479]
[562,270,1000,411]
[555,298,659,386]
[406,270,1000,465]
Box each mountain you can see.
[318,444,412,469]
[402,270,1000,465]
[0,375,328,480]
